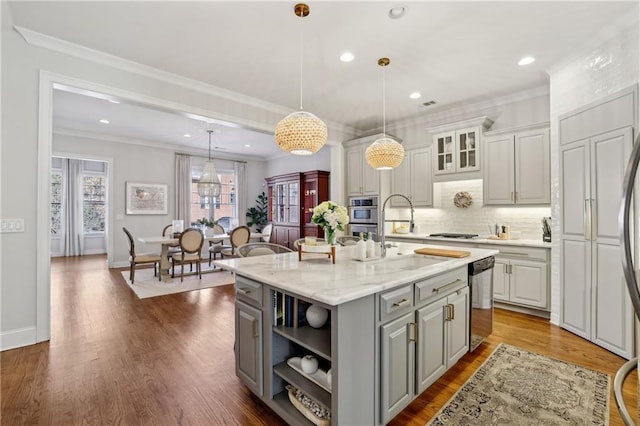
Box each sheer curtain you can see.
[235,162,247,226]
[175,154,192,224]
[63,159,84,256]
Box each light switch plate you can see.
[1,218,25,233]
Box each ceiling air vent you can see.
[420,100,437,107]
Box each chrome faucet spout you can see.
[380,193,415,258]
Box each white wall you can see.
[548,21,639,325]
[265,145,331,177]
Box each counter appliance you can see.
[468,256,495,352]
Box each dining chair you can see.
[207,224,229,265]
[162,224,182,260]
[171,228,205,282]
[122,227,161,283]
[221,225,251,258]
[261,223,273,243]
[237,242,293,257]
[293,238,306,250]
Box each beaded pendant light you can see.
[274,3,327,155]
[366,58,405,170]
[197,130,221,198]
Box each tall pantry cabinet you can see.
[559,87,637,360]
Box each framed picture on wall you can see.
[125,182,168,215]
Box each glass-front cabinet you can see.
[270,179,300,225]
[434,127,480,175]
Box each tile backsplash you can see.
[385,179,551,240]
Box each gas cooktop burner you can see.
[429,233,479,239]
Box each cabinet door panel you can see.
[347,148,363,196]
[416,299,447,393]
[236,301,263,396]
[391,157,410,207]
[510,260,548,309]
[516,129,550,204]
[362,152,379,195]
[434,132,455,175]
[592,127,632,242]
[380,312,414,424]
[560,142,590,238]
[447,287,469,367]
[411,148,433,206]
[561,239,590,339]
[593,242,633,359]
[483,135,514,205]
[492,260,509,301]
[456,128,480,172]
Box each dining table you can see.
[138,232,267,281]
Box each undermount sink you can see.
[371,253,448,271]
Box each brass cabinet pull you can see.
[433,279,464,294]
[392,298,411,308]
[408,322,418,343]
[449,303,455,320]
[253,319,259,338]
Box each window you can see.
[83,174,106,233]
[51,170,62,235]
[191,170,237,232]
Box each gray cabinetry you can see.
[390,147,433,207]
[344,133,401,197]
[492,246,549,311]
[380,312,414,423]
[235,276,264,397]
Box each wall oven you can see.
[348,196,378,225]
[349,224,378,241]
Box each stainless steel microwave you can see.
[348,196,379,225]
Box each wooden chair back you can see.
[262,224,273,243]
[123,227,136,257]
[178,228,204,254]
[230,226,251,250]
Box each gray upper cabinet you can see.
[344,133,401,197]
[483,124,550,205]
[390,147,433,207]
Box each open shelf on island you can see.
[272,390,316,426]
[273,362,332,409]
[273,325,332,361]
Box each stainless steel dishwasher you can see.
[468,256,495,352]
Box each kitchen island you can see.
[214,242,498,425]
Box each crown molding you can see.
[15,26,357,136]
[484,121,551,136]
[53,127,268,162]
[391,85,549,132]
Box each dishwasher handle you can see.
[469,256,495,275]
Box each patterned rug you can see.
[428,343,610,425]
[120,267,235,299]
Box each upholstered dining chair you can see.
[207,224,229,266]
[237,242,293,257]
[122,227,161,284]
[171,228,205,282]
[261,223,273,243]
[162,224,182,260]
[337,236,360,246]
[221,225,251,258]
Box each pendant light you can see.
[197,130,221,198]
[366,58,405,170]
[274,3,327,155]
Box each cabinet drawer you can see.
[379,284,413,322]
[236,275,263,307]
[492,245,548,262]
[415,267,467,306]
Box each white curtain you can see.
[63,159,84,256]
[175,154,192,223]
[235,162,247,226]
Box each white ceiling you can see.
[8,1,639,159]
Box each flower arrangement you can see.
[311,201,349,245]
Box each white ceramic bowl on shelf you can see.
[306,304,329,328]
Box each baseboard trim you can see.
[111,261,129,269]
[494,302,551,320]
[1,326,38,351]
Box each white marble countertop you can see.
[213,242,498,306]
[386,233,551,249]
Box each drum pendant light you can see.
[274,3,328,155]
[197,130,221,198]
[366,58,405,170]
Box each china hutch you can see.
[266,171,330,249]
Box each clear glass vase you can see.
[324,227,336,246]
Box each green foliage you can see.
[246,191,269,232]
[197,217,217,228]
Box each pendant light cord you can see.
[207,130,212,161]
[299,10,304,111]
[382,64,386,137]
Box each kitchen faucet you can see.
[380,193,414,258]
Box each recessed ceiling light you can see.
[108,99,120,104]
[388,5,407,19]
[244,144,251,148]
[518,56,536,66]
[409,92,422,99]
[339,52,354,62]
[184,134,192,138]
[99,119,110,124]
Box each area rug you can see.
[428,343,610,425]
[120,267,235,299]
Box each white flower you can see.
[311,201,349,231]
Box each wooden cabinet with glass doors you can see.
[267,171,330,249]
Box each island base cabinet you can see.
[235,300,263,397]
[380,312,415,424]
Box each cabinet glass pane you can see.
[289,182,299,224]
[276,184,286,222]
[459,152,467,168]
[445,154,453,170]
[459,133,467,150]
[469,150,476,167]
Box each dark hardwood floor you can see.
[1,255,636,425]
